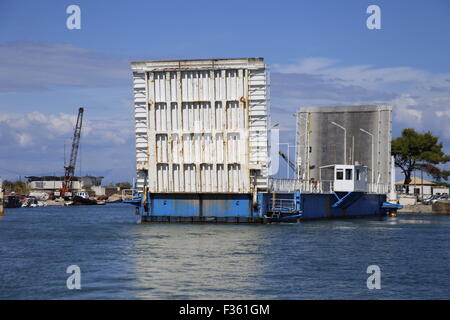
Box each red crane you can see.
[60,107,84,197]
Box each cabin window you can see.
[356,169,360,181]
[336,169,344,180]
[345,169,352,180]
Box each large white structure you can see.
[131,58,270,194]
[26,176,104,194]
[296,105,392,189]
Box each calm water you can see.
[0,203,449,299]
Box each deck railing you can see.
[268,178,334,193]
[368,183,389,194]
[269,178,390,194]
[269,198,296,212]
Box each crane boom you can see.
[278,151,296,173]
[63,107,84,192]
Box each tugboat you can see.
[5,195,22,208]
[71,192,98,206]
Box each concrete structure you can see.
[26,176,104,195]
[91,186,106,196]
[131,58,270,194]
[398,195,417,206]
[395,177,449,197]
[296,105,392,192]
[432,201,450,214]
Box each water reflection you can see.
[1,205,449,299]
[129,225,270,299]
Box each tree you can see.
[392,128,450,193]
[2,180,30,194]
[115,182,132,190]
[416,164,450,182]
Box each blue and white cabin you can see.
[320,164,369,192]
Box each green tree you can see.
[115,182,132,190]
[416,164,450,182]
[2,180,30,194]
[392,128,450,193]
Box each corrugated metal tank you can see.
[131,58,270,194]
[296,105,392,186]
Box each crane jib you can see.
[62,107,84,192]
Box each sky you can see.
[0,0,449,183]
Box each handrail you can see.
[269,178,390,194]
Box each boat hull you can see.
[71,196,98,206]
[133,192,387,223]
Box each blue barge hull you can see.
[129,192,390,223]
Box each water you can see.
[0,203,449,299]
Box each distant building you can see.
[395,177,449,196]
[25,176,105,195]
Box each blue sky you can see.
[1,0,449,182]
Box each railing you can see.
[367,183,389,194]
[268,179,304,193]
[269,198,296,212]
[269,178,390,194]
[268,178,334,193]
[318,180,334,193]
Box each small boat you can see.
[4,195,22,208]
[71,195,98,206]
[388,211,398,217]
[382,202,402,217]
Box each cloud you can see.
[272,58,449,91]
[0,111,134,148]
[0,41,130,92]
[271,58,450,150]
[271,72,397,103]
[0,111,135,181]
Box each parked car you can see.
[431,194,449,204]
[423,195,440,205]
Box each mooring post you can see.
[0,179,4,216]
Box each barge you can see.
[127,58,401,223]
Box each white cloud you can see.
[0,111,132,147]
[272,58,450,148]
[392,94,422,126]
[273,58,450,91]
[272,57,336,74]
[16,133,33,147]
[0,111,135,181]
[0,42,130,92]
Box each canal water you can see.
[0,203,449,299]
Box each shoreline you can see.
[398,202,450,215]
